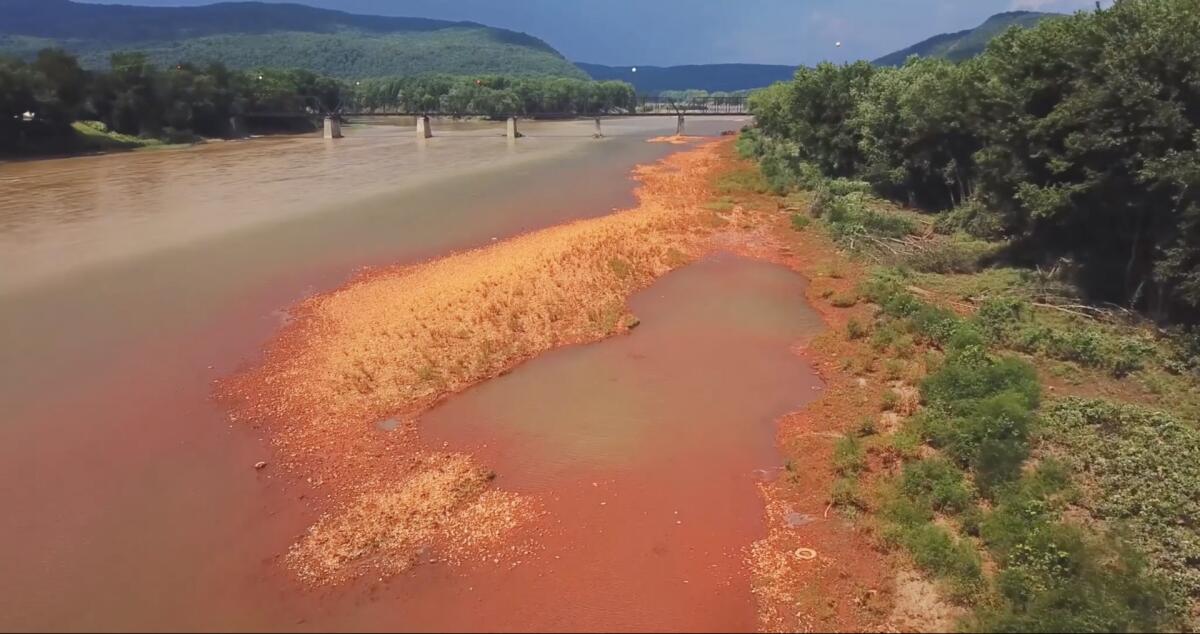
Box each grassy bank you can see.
[0,121,187,160]
[722,139,1200,631]
[71,121,168,152]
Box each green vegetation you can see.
[747,0,1200,323]
[70,120,163,151]
[352,75,635,117]
[833,435,867,476]
[2,48,636,156]
[2,49,343,154]
[873,11,1058,66]
[1042,399,1200,615]
[859,275,1177,629]
[576,62,794,96]
[736,5,1200,618]
[0,0,583,79]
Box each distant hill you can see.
[577,62,796,95]
[873,11,1059,66]
[0,0,586,78]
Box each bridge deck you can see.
[246,111,750,119]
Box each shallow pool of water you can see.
[394,252,826,632]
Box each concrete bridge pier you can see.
[506,117,521,140]
[676,114,686,136]
[228,115,247,139]
[416,115,433,139]
[594,117,603,138]
[323,115,342,139]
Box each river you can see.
[0,116,832,632]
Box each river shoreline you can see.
[219,138,725,585]
[1,119,730,631]
[0,126,318,164]
[221,137,896,630]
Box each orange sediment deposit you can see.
[703,141,969,631]
[221,141,728,584]
[225,137,903,630]
[288,453,533,584]
[647,135,694,145]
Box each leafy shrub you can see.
[888,428,923,461]
[862,269,924,318]
[974,459,1171,632]
[883,359,906,381]
[826,178,873,197]
[846,318,868,340]
[737,130,825,193]
[1042,398,1200,618]
[972,297,1158,377]
[1102,335,1158,378]
[1165,326,1200,374]
[919,344,1040,494]
[912,305,968,347]
[959,505,984,537]
[978,525,1168,633]
[881,485,933,529]
[973,297,1031,345]
[833,435,866,476]
[900,458,974,513]
[832,476,865,511]
[921,351,1040,413]
[790,212,810,231]
[905,239,996,274]
[818,191,917,242]
[871,321,899,350]
[984,517,1167,631]
[903,523,985,600]
[932,199,1006,240]
[855,415,878,437]
[830,291,858,308]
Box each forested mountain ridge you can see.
[0,0,586,78]
[577,63,796,95]
[873,11,1059,66]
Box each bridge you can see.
[251,97,751,140]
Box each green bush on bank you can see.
[974,297,1159,377]
[844,266,1180,628]
[1042,398,1200,620]
[973,459,1169,633]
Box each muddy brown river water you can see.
[0,117,834,632]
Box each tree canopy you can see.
[746,0,1200,322]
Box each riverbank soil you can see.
[223,137,924,631]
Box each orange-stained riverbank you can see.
[1,125,903,632]
[0,118,750,631]
[221,138,896,631]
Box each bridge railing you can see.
[634,95,749,115]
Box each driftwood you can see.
[1032,302,1108,320]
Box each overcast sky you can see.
[80,0,1109,66]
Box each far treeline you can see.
[743,0,1200,324]
[351,75,635,118]
[1,50,344,152]
[1,49,637,154]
